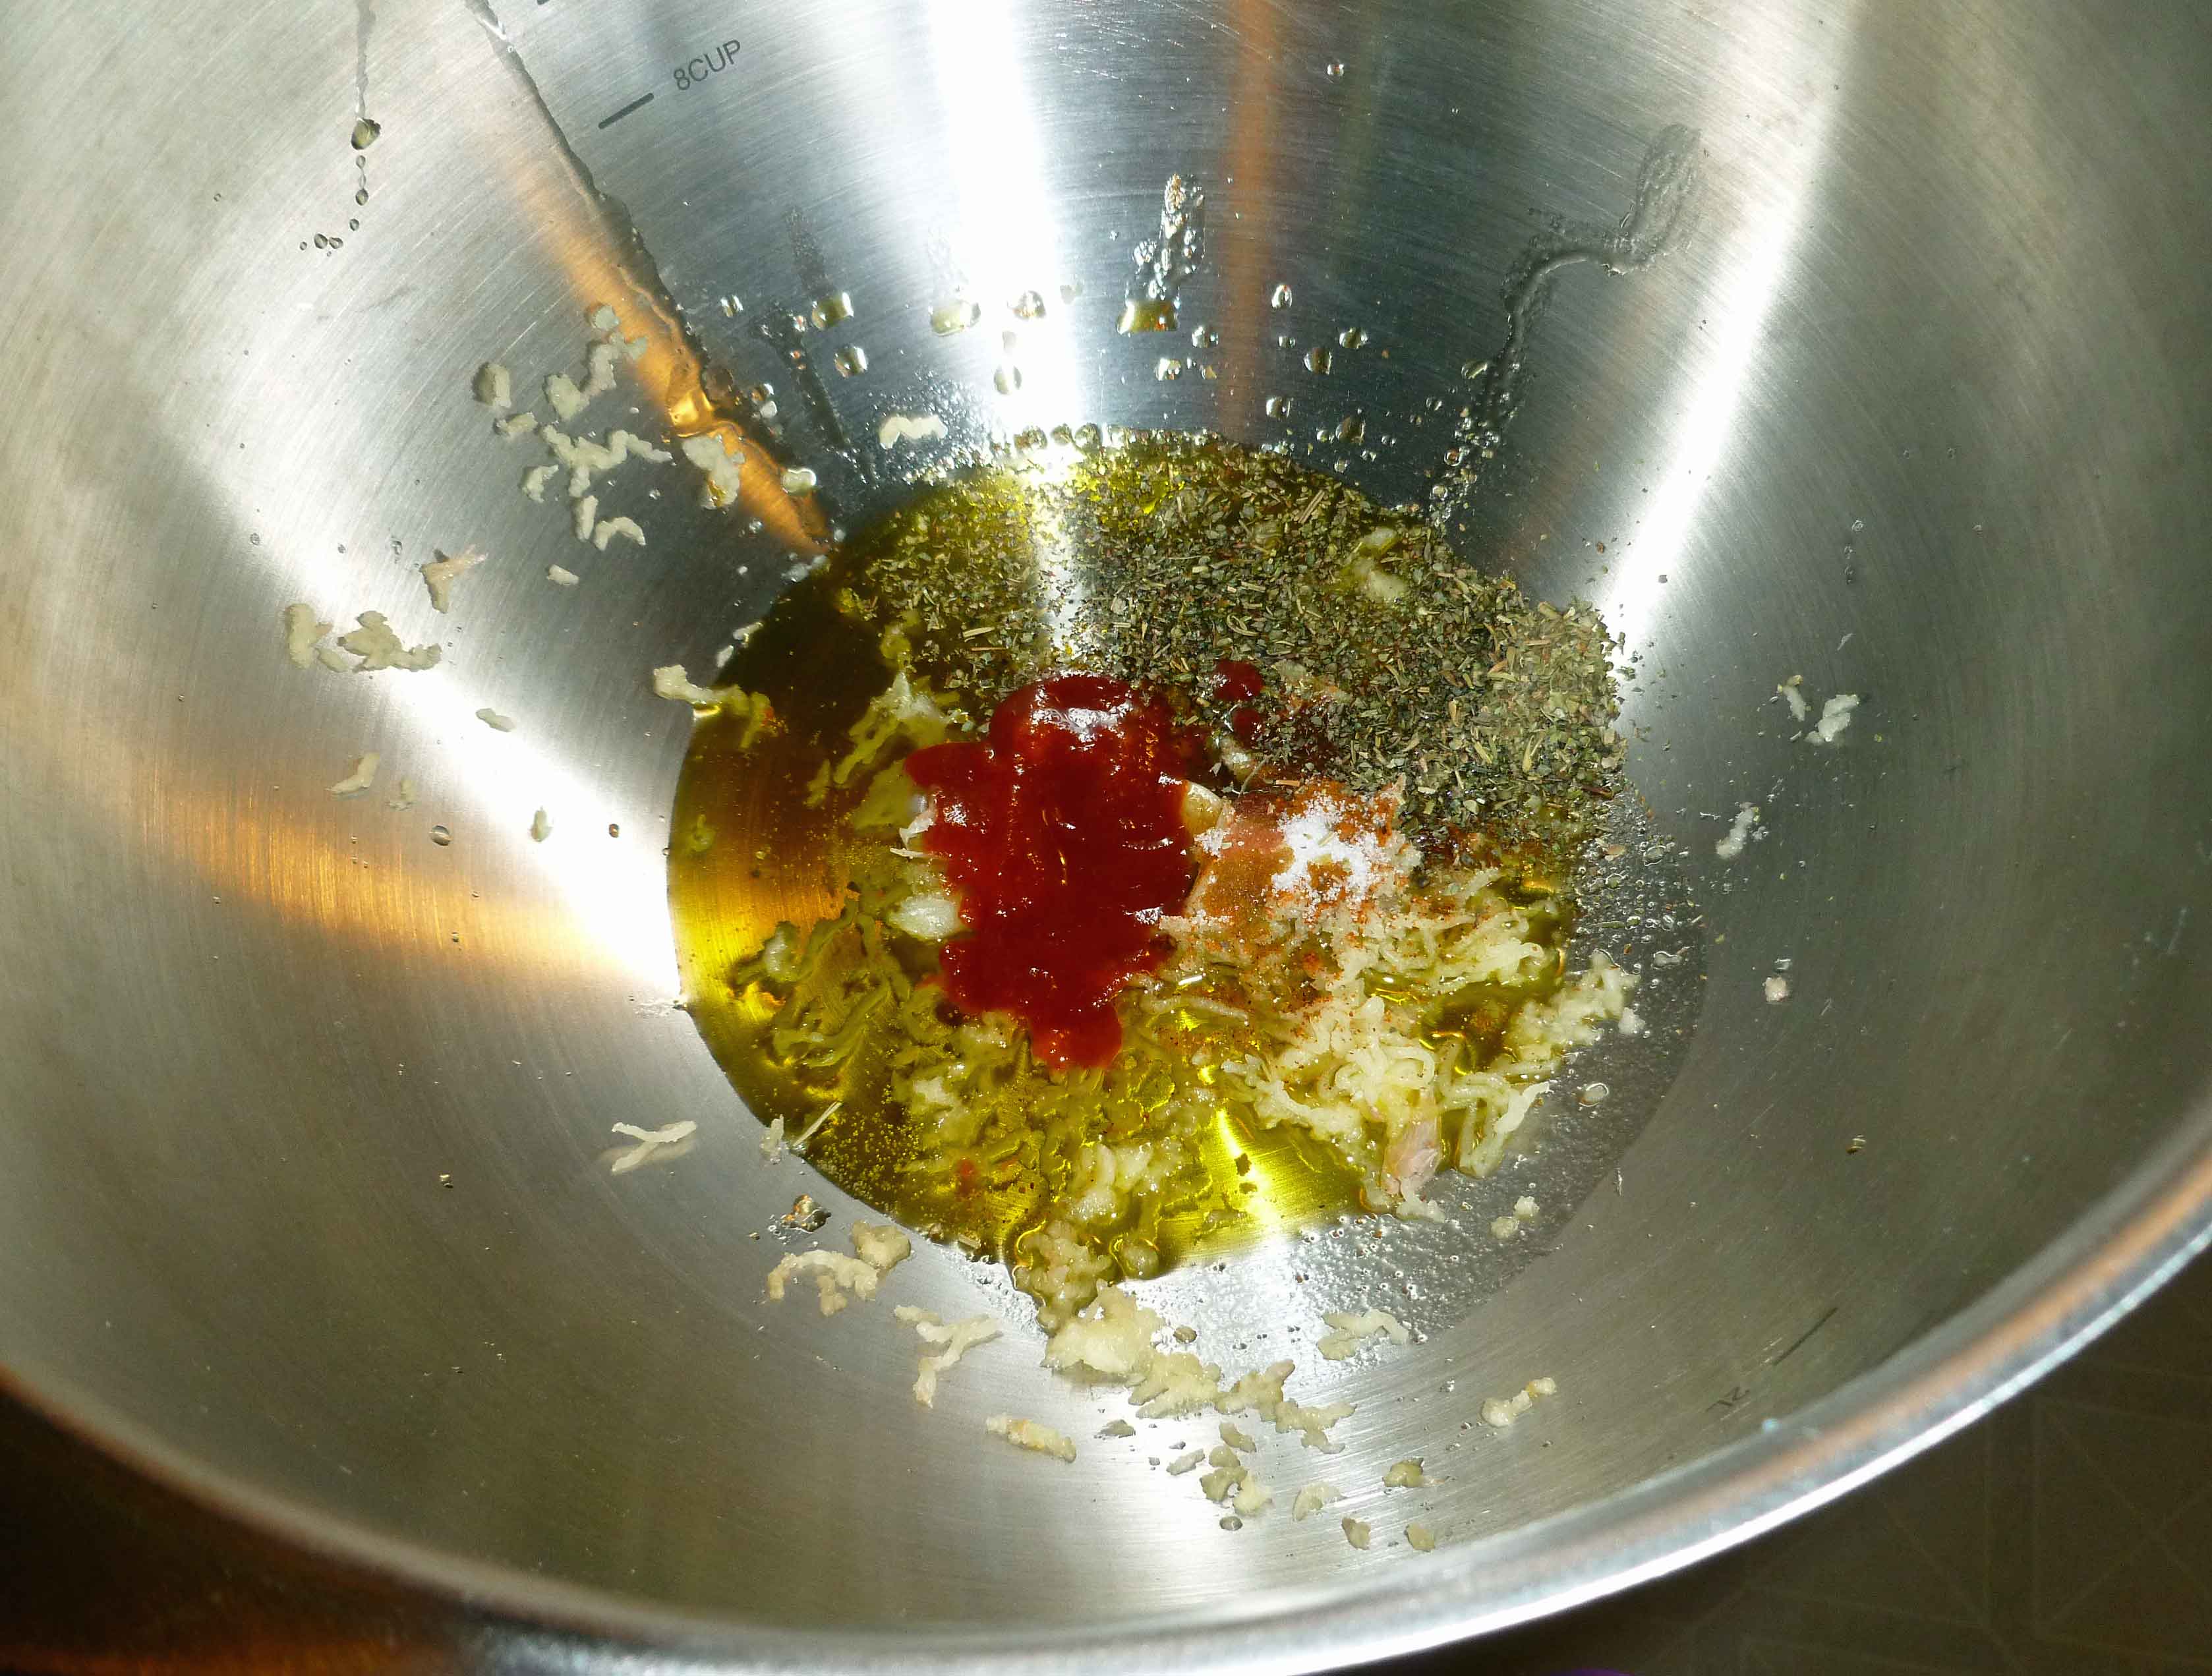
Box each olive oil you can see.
[667,434,1612,1287]
[667,567,1367,1268]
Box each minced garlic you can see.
[985,1415,1076,1462]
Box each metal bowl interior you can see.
[0,0,2208,1668]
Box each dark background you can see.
[3,1252,2207,1675]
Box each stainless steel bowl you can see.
[1,1,2208,1669]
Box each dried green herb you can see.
[825,433,1623,861]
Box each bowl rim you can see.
[7,1103,2210,1672]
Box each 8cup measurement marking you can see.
[598,92,655,130]
[596,36,741,128]
[672,39,742,90]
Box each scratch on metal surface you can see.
[1771,1304,1840,1368]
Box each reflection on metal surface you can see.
[925,0,1082,429]
[371,676,684,990]
[0,0,2207,1669]
[464,0,829,555]
[1604,10,1846,654]
[6,680,676,992]
[1432,124,1703,535]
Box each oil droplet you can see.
[1460,359,1490,380]
[1013,427,1049,453]
[1155,357,1184,382]
[720,295,745,317]
[429,824,452,846]
[350,117,382,150]
[833,345,869,378]
[608,823,622,838]
[1335,414,1366,444]
[1117,297,1179,333]
[1850,517,1865,531]
[811,292,854,330]
[1072,423,1103,451]
[1324,61,1346,80]
[993,364,1023,395]
[747,382,776,406]
[1189,323,1219,349]
[354,188,368,206]
[931,299,983,335]
[1011,289,1047,320]
[1269,282,1295,310]
[1265,395,1293,419]
[347,219,360,231]
[1337,326,1368,349]
[313,234,328,249]
[1304,346,1333,375]
[1001,330,1020,355]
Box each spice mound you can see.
[667,434,1633,1327]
